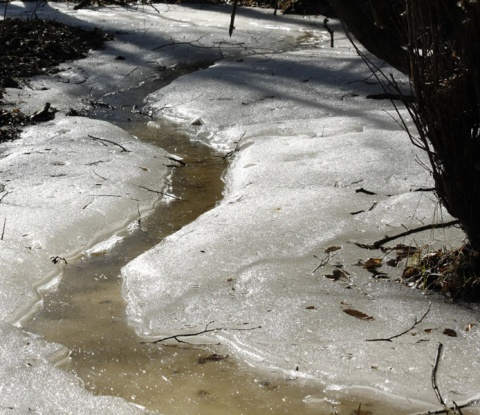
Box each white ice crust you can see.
[123,10,480,414]
[0,3,326,413]
[1,2,479,413]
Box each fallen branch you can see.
[407,348,480,415]
[142,321,262,344]
[88,135,130,153]
[137,185,181,200]
[353,220,460,249]
[432,343,449,412]
[366,304,431,342]
[408,395,480,415]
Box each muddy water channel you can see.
[21,116,355,415]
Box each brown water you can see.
[23,119,360,415]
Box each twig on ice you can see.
[137,185,181,200]
[353,220,460,250]
[142,321,262,345]
[432,343,449,412]
[366,304,431,342]
[1,217,5,240]
[88,135,130,152]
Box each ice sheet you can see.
[1,1,479,413]
[1,3,327,413]
[122,17,480,411]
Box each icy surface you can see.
[0,2,329,413]
[1,1,480,413]
[123,12,480,412]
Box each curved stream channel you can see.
[21,70,398,415]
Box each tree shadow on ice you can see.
[4,1,403,132]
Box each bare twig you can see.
[366,304,431,342]
[406,346,480,414]
[407,395,480,415]
[142,321,262,344]
[353,220,460,250]
[1,217,6,240]
[0,190,10,203]
[432,343,449,411]
[312,253,332,274]
[92,170,107,181]
[323,18,334,47]
[453,401,464,415]
[137,185,181,200]
[229,0,238,37]
[88,135,130,152]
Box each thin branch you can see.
[92,170,107,181]
[0,190,10,203]
[88,135,130,152]
[229,0,238,37]
[432,343,448,411]
[366,304,431,342]
[453,401,464,415]
[352,220,460,250]
[312,253,333,274]
[407,395,480,415]
[142,321,262,345]
[1,217,6,240]
[323,18,334,47]
[137,185,181,200]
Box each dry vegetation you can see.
[0,16,111,141]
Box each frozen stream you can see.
[3,2,480,414]
[21,120,365,415]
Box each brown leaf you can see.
[343,308,374,321]
[325,246,342,254]
[403,266,420,279]
[466,323,475,332]
[305,305,316,310]
[363,258,382,270]
[443,328,457,337]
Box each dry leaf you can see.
[325,246,342,254]
[305,305,316,310]
[343,308,374,321]
[363,258,382,270]
[443,328,457,337]
[466,323,475,332]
